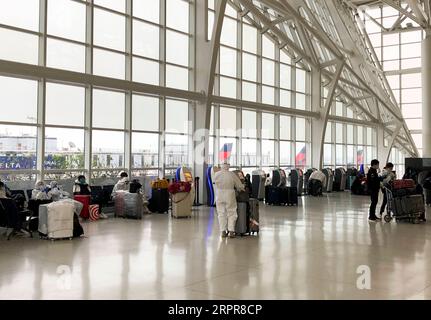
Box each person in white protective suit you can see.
[214,162,245,239]
[111,171,130,198]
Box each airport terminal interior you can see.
[1,0,431,300]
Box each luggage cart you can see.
[384,187,424,224]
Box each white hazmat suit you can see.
[214,164,245,233]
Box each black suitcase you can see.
[235,202,248,236]
[285,187,298,206]
[148,188,169,214]
[308,179,323,196]
[265,185,282,205]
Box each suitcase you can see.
[308,179,323,196]
[248,198,259,235]
[171,192,193,218]
[74,195,91,219]
[285,187,298,206]
[38,201,74,240]
[392,179,415,190]
[235,202,248,236]
[114,192,143,219]
[265,185,282,205]
[401,195,425,215]
[148,188,169,214]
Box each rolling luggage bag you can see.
[265,185,282,205]
[74,195,91,219]
[148,188,169,214]
[115,192,143,219]
[249,198,259,235]
[235,202,248,236]
[38,201,74,240]
[401,195,425,215]
[286,187,298,206]
[171,192,193,218]
[308,179,323,196]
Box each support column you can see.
[194,0,227,204]
[422,34,431,157]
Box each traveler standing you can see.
[367,159,381,222]
[379,162,396,216]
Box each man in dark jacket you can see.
[367,159,381,222]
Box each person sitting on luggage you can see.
[31,180,51,200]
[214,162,245,239]
[73,175,91,195]
[48,181,70,202]
[367,159,381,222]
[112,171,130,197]
[379,163,396,217]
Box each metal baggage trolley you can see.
[384,186,425,224]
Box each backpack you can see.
[129,179,142,193]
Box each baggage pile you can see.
[265,169,298,206]
[384,179,426,224]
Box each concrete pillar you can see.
[422,35,431,157]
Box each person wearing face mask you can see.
[73,175,91,195]
[214,162,245,239]
[367,159,381,222]
[31,181,51,200]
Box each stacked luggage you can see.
[308,170,326,197]
[38,201,75,240]
[322,168,334,193]
[384,179,426,224]
[265,169,298,206]
[345,168,358,190]
[114,191,143,219]
[333,168,347,192]
[148,179,169,214]
[304,169,317,195]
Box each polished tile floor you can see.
[1,192,431,300]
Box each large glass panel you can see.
[92,130,125,169]
[296,118,306,141]
[242,82,256,102]
[46,83,85,126]
[295,142,307,168]
[0,125,37,170]
[0,0,39,31]
[133,20,159,59]
[132,132,159,168]
[93,49,125,79]
[335,123,343,143]
[133,0,159,23]
[241,139,257,166]
[93,8,125,51]
[262,35,275,59]
[262,86,275,105]
[296,69,306,93]
[166,0,189,33]
[165,134,188,167]
[94,0,125,12]
[0,76,37,123]
[44,128,84,170]
[47,0,86,42]
[166,65,188,90]
[132,95,159,132]
[262,113,275,139]
[243,24,257,54]
[324,144,333,166]
[220,107,237,136]
[336,145,344,165]
[242,110,256,138]
[219,77,236,98]
[166,30,189,66]
[280,141,291,165]
[93,90,125,129]
[132,57,159,85]
[220,46,237,77]
[347,124,354,144]
[46,38,86,73]
[262,59,275,86]
[219,137,237,165]
[280,115,291,140]
[347,145,355,166]
[242,53,257,82]
[0,28,38,65]
[221,17,237,47]
[166,100,189,134]
[280,64,291,89]
[262,140,275,166]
